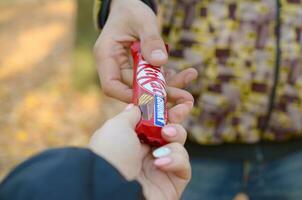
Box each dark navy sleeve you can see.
[96,0,157,29]
[0,148,143,200]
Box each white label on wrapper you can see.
[154,95,166,127]
[137,59,166,97]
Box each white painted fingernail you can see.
[152,147,171,158]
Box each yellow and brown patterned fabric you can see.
[95,0,302,145]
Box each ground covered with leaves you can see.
[0,0,124,180]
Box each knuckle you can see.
[143,34,163,44]
[140,23,162,42]
[176,144,189,158]
[175,148,189,166]
[103,90,112,97]
[177,124,187,133]
[178,125,187,138]
[102,85,113,97]
[171,124,187,139]
[174,110,184,122]
[183,148,190,160]
[170,142,183,151]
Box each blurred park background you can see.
[0,0,125,180]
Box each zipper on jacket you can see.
[261,0,282,133]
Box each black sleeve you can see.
[0,148,143,200]
[97,0,157,29]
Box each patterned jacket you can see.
[95,0,302,145]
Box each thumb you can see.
[139,21,168,66]
[116,104,141,128]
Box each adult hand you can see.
[89,105,191,200]
[94,0,198,123]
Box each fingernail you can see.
[153,147,171,158]
[163,126,177,137]
[154,157,172,166]
[151,49,167,60]
[125,104,134,111]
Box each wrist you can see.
[88,132,141,180]
[89,144,137,180]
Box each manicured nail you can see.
[151,49,167,60]
[153,147,171,158]
[154,157,172,166]
[163,126,177,137]
[125,104,134,111]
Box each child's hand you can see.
[89,104,191,200]
[94,0,197,122]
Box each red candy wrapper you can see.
[131,42,168,146]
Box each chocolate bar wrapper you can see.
[131,41,168,146]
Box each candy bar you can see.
[131,41,168,146]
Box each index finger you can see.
[94,38,133,102]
